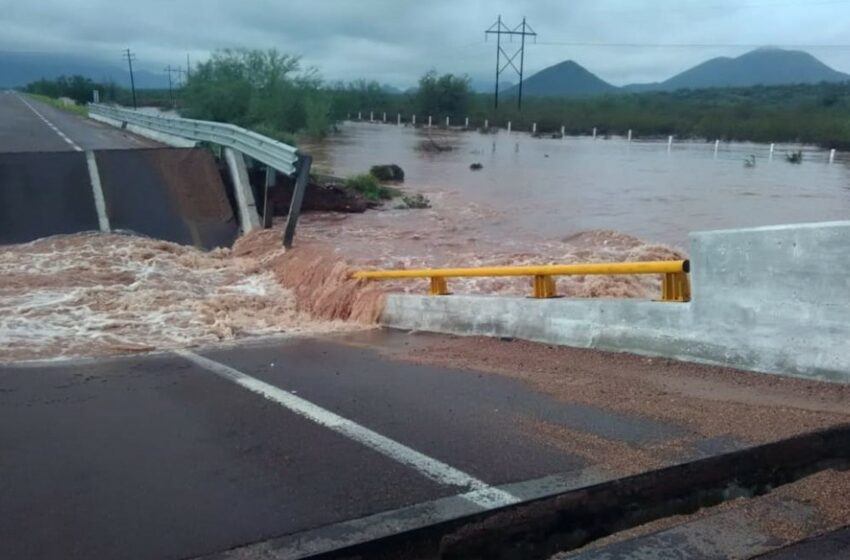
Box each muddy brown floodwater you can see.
[4,123,848,361]
[309,122,850,245]
[0,233,362,362]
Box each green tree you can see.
[416,70,471,119]
[181,48,328,139]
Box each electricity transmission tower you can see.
[123,48,138,109]
[485,16,537,110]
[163,65,185,108]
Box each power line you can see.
[485,15,537,110]
[534,41,850,49]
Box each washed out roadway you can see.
[0,330,846,560]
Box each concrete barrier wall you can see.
[382,221,850,383]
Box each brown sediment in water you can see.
[0,232,361,362]
[233,229,388,323]
[1,199,689,362]
[289,208,685,300]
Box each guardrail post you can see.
[429,277,449,296]
[282,154,312,249]
[263,166,276,229]
[532,275,556,298]
[224,148,261,233]
[661,272,690,302]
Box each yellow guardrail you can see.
[352,260,691,302]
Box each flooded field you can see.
[311,122,850,245]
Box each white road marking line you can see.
[174,349,521,509]
[15,93,84,151]
[85,150,111,232]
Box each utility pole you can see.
[485,16,537,111]
[123,48,137,109]
[164,65,174,107]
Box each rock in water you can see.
[369,164,405,182]
[470,163,483,170]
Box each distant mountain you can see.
[507,48,850,98]
[470,78,514,94]
[0,51,170,89]
[625,48,850,92]
[504,60,617,97]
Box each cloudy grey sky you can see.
[3,0,850,87]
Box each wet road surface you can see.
[0,330,846,560]
[0,331,693,560]
[0,91,158,152]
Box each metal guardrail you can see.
[353,260,691,301]
[88,104,299,176]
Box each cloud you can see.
[1,0,850,86]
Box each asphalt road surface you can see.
[0,91,158,152]
[2,329,848,559]
[0,329,706,560]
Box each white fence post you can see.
[592,127,597,140]
[397,113,401,125]
[465,117,469,128]
[769,143,775,161]
[412,114,416,125]
[830,148,836,164]
[358,111,362,120]
[484,119,489,129]
[383,112,386,123]
[369,111,373,122]
[532,122,537,134]
[627,129,632,142]
[667,135,673,152]
[714,139,720,158]
[561,125,565,136]
[446,116,450,127]
[507,121,512,133]
[428,115,432,128]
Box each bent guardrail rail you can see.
[88,103,309,247]
[353,260,691,301]
[89,104,298,175]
